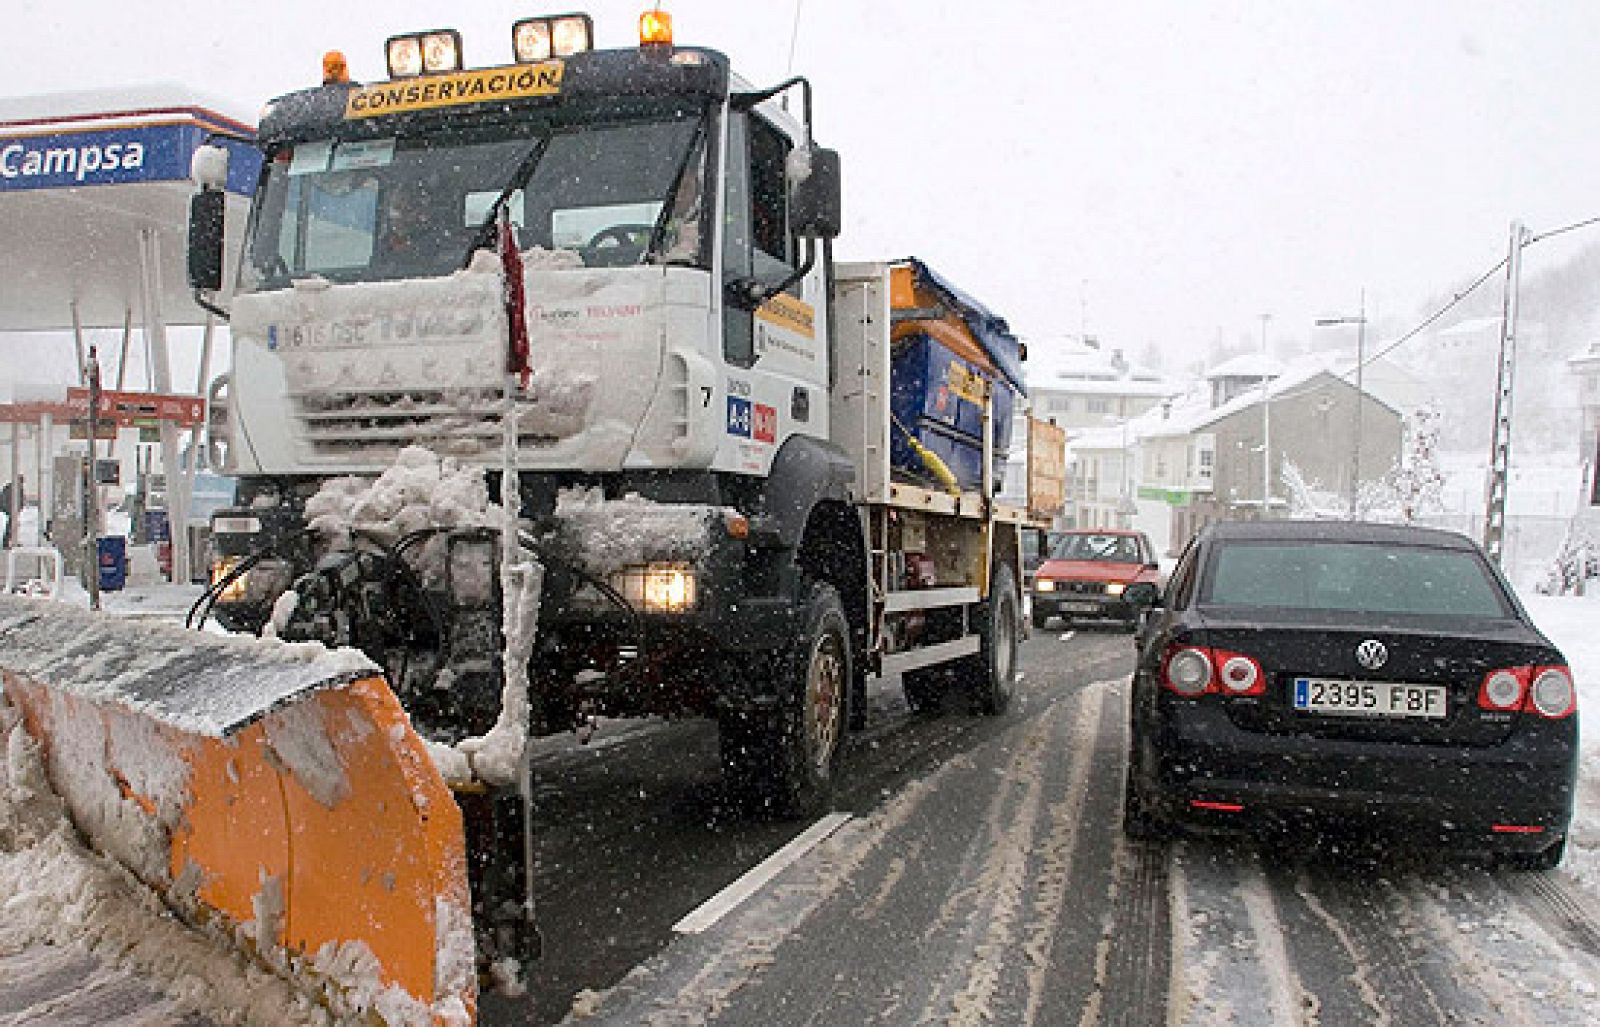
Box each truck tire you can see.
[720,580,850,817]
[959,563,1020,715]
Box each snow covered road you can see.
[5,603,1600,1024]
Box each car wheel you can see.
[1122,737,1171,841]
[1031,607,1051,630]
[1503,835,1566,872]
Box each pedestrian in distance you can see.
[0,474,21,548]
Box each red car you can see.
[1031,529,1163,630]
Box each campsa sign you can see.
[0,123,258,194]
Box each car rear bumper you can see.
[1145,704,1578,851]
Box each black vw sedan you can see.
[1122,520,1578,868]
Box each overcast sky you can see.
[8,0,1600,369]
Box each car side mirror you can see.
[1123,581,1161,608]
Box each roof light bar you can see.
[514,13,594,62]
[386,29,463,79]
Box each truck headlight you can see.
[210,556,294,606]
[1035,579,1056,593]
[612,563,697,613]
[211,556,250,603]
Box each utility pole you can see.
[1259,313,1272,518]
[86,347,102,612]
[1483,221,1528,565]
[1353,289,1366,520]
[1314,296,1368,520]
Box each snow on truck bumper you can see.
[550,489,796,645]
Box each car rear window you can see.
[1201,540,1512,618]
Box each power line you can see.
[1343,256,1508,375]
[1338,211,1600,377]
[1529,214,1600,245]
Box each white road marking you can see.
[672,812,853,934]
[1059,631,1076,642]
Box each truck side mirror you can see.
[188,189,226,292]
[790,146,841,240]
[188,143,232,293]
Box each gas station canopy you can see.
[0,84,259,332]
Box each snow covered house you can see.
[1126,360,1403,555]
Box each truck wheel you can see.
[960,563,1020,715]
[720,580,850,817]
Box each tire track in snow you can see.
[1290,869,1391,1025]
[1413,867,1600,1023]
[568,732,994,1024]
[922,685,1107,1025]
[1168,843,1315,1026]
[1507,871,1600,958]
[1391,871,1543,1025]
[1288,866,1461,1027]
[1072,686,1169,1027]
[1013,682,1107,1025]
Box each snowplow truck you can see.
[0,9,1055,1020]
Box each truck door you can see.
[721,112,795,367]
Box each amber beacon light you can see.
[640,7,673,47]
[322,50,350,85]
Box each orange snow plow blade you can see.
[0,596,476,1024]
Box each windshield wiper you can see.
[462,137,552,267]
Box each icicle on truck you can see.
[0,9,1060,1021]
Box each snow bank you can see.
[1519,593,1600,899]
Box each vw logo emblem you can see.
[1355,639,1388,670]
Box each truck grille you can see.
[293,388,561,462]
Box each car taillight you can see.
[1478,667,1529,711]
[1215,650,1265,696]
[1476,665,1577,719]
[1163,646,1212,696]
[1160,646,1266,698]
[1527,666,1576,719]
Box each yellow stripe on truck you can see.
[346,63,564,119]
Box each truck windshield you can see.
[240,112,708,291]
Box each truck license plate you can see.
[1293,679,1447,719]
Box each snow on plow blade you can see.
[0,596,476,1025]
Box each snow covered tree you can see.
[1389,404,1446,524]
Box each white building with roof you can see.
[1120,357,1402,554]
